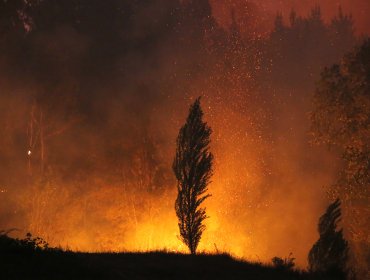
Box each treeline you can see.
[266,6,355,88]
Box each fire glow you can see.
[7,99,331,269]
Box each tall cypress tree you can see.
[173,97,213,254]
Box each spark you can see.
[27,150,32,156]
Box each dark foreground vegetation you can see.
[1,233,344,280]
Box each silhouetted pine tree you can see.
[308,199,349,277]
[173,97,213,254]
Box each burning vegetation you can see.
[0,0,369,279]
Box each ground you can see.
[0,234,343,280]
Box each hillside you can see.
[0,234,343,280]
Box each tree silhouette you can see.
[173,97,213,254]
[311,40,369,277]
[308,199,349,277]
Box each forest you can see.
[0,0,368,279]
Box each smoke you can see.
[0,0,364,270]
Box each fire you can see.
[0,1,367,277]
[8,96,326,269]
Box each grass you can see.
[0,233,341,280]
